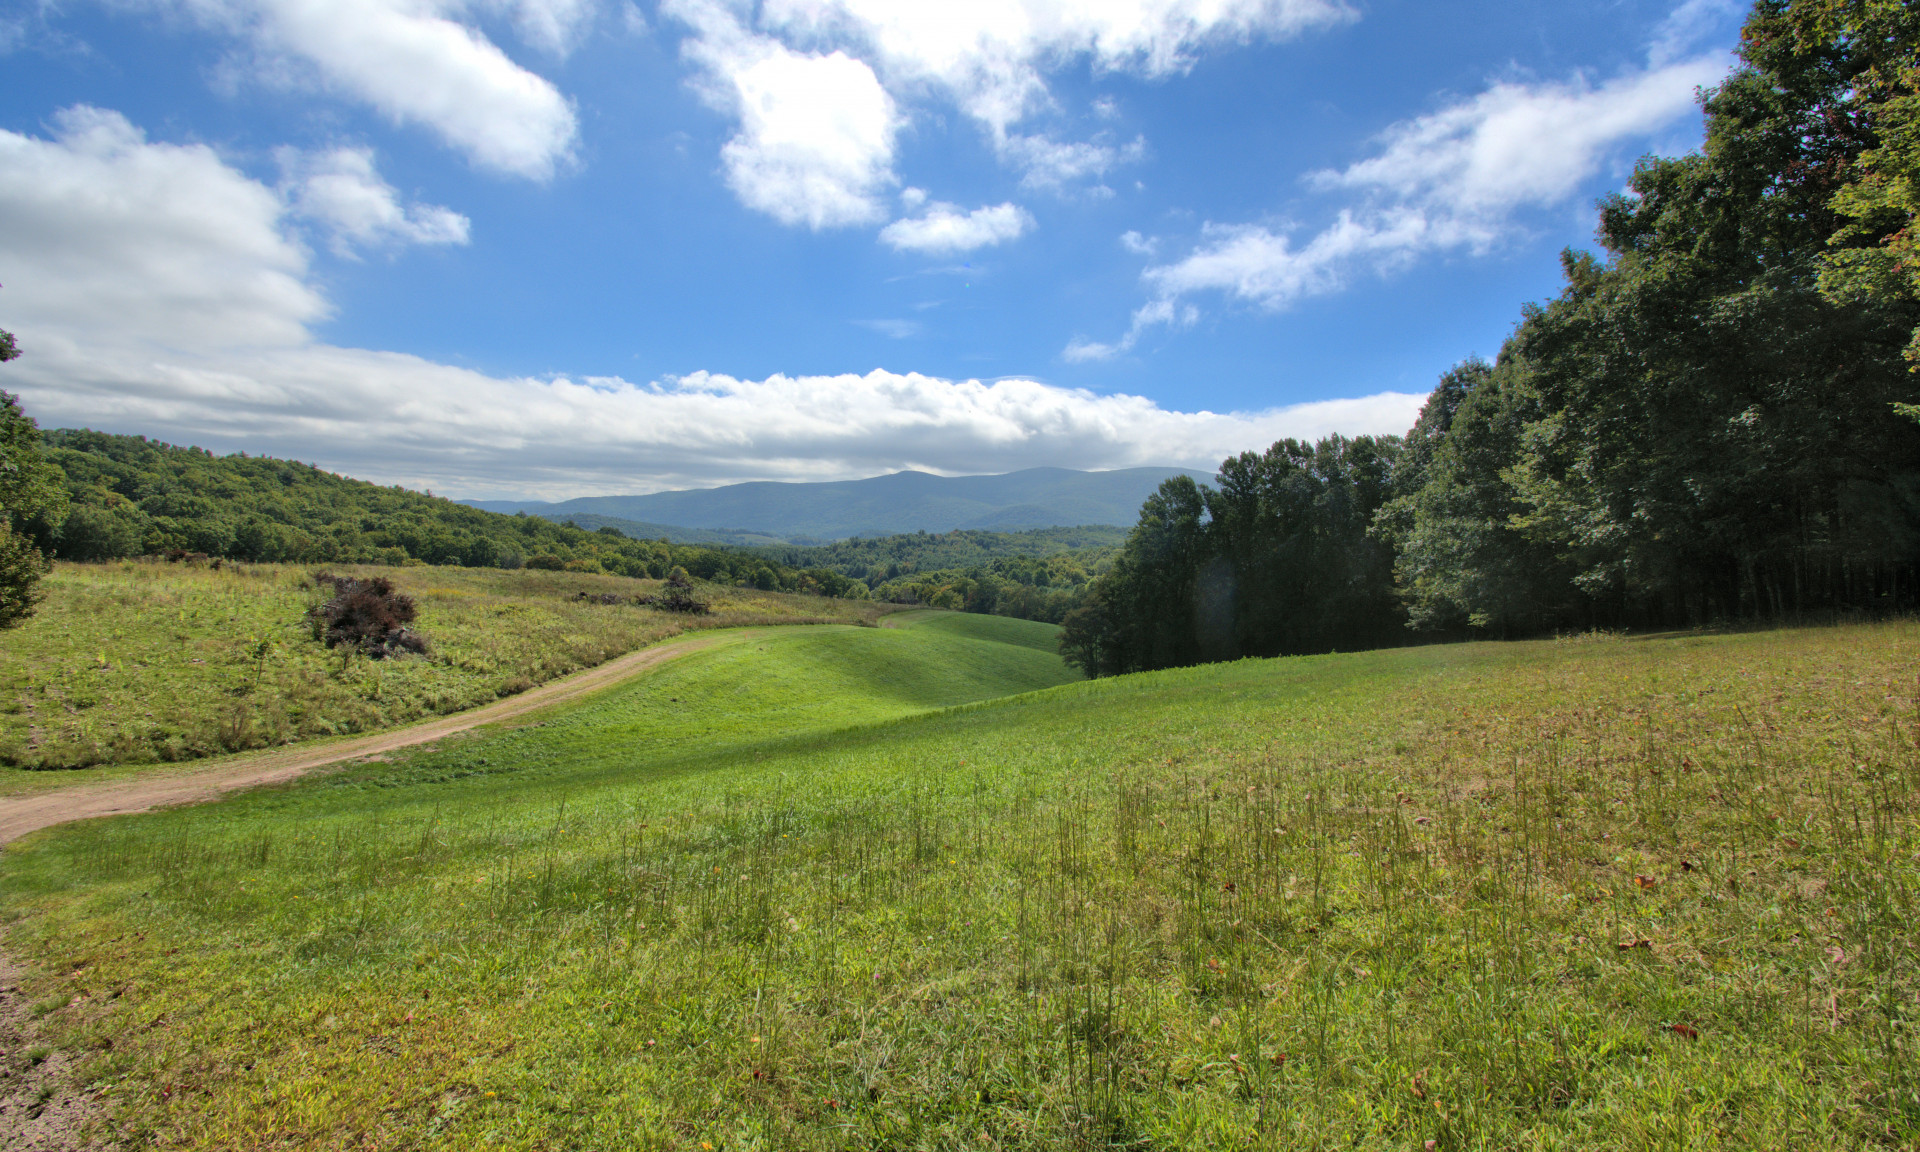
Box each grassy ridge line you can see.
[0,561,887,773]
[3,622,1916,1149]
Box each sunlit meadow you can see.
[3,617,1916,1149]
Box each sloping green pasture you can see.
[0,561,882,776]
[3,620,1917,1150]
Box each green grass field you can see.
[3,618,1916,1150]
[0,561,884,774]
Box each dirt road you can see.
[0,633,720,848]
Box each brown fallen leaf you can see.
[1635,875,1659,890]
[1670,1022,1699,1040]
[1618,938,1652,950]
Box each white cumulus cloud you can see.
[0,104,1421,499]
[666,0,1348,223]
[0,106,325,351]
[1311,59,1727,222]
[881,199,1033,254]
[278,146,471,253]
[154,0,580,179]
[673,0,900,228]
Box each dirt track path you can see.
[0,633,722,848]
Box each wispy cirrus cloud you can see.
[855,318,923,339]
[1071,6,1735,358]
[664,0,1350,233]
[277,146,470,254]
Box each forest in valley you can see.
[1061,0,1920,676]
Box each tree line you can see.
[750,525,1123,584]
[0,416,870,626]
[866,551,1110,623]
[1064,0,1920,676]
[741,526,1121,624]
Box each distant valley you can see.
[465,465,1210,542]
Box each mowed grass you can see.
[0,560,884,775]
[2,620,1917,1150]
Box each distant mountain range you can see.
[466,466,1211,542]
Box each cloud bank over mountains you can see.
[0,1,1745,499]
[0,104,1420,498]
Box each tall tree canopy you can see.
[1060,436,1406,676]
[1773,1,1920,366]
[1387,0,1920,635]
[0,332,67,627]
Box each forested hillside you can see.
[751,524,1124,576]
[4,426,1131,622]
[1065,1,1920,676]
[22,430,868,596]
[751,525,1122,622]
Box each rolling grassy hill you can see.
[3,619,1916,1149]
[0,561,884,774]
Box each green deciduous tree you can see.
[1770,1,1920,364]
[1061,439,1408,676]
[1209,435,1403,657]
[0,330,67,627]
[1391,4,1920,630]
[1378,355,1582,634]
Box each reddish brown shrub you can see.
[308,573,429,659]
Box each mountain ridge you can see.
[465,466,1211,542]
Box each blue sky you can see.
[0,0,1746,498]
